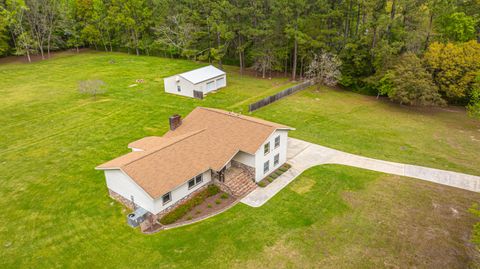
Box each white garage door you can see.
[206,81,215,91]
[216,77,225,87]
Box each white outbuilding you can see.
[163,65,227,98]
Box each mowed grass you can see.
[0,52,479,268]
[253,86,480,175]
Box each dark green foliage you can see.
[258,181,267,187]
[220,193,228,199]
[207,184,220,196]
[159,184,219,225]
[383,53,445,106]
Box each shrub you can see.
[159,184,220,225]
[271,173,279,179]
[207,184,220,196]
[278,167,287,172]
[267,176,274,183]
[207,204,212,208]
[220,193,229,199]
[258,181,267,187]
[215,199,221,205]
[187,216,192,220]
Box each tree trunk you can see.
[425,12,434,50]
[76,46,79,53]
[292,33,298,81]
[300,56,304,79]
[386,0,396,37]
[217,31,222,69]
[47,34,51,58]
[355,0,361,36]
[26,49,31,63]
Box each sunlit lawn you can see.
[1,52,479,268]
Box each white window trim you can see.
[188,174,203,190]
[162,192,172,205]
[274,136,280,149]
[264,160,270,174]
[264,142,270,155]
[274,153,280,166]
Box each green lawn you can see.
[253,87,480,176]
[1,52,479,268]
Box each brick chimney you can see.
[169,114,182,130]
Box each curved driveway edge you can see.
[241,138,480,207]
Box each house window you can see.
[177,85,181,92]
[274,136,280,148]
[195,174,203,184]
[188,178,195,189]
[264,142,270,155]
[162,192,171,205]
[264,160,269,174]
[188,174,204,189]
[274,154,280,166]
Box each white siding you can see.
[253,130,289,182]
[232,151,255,167]
[164,74,227,97]
[105,169,212,214]
[164,76,196,98]
[194,74,227,94]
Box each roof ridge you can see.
[198,107,279,128]
[121,129,207,168]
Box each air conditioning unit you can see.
[127,207,148,227]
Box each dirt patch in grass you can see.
[177,192,236,223]
[289,176,316,194]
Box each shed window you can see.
[274,136,280,148]
[162,192,171,205]
[274,154,280,166]
[177,85,181,92]
[264,142,270,155]
[264,160,270,174]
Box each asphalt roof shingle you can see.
[96,107,292,199]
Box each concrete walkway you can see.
[241,138,480,207]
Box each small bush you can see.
[207,184,220,196]
[258,181,267,187]
[271,173,279,179]
[207,204,212,208]
[220,193,229,199]
[267,176,274,183]
[215,199,222,205]
[186,216,192,220]
[160,184,220,225]
[278,167,287,172]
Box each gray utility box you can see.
[127,207,149,227]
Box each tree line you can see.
[0,0,479,115]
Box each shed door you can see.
[206,81,215,91]
[216,77,225,87]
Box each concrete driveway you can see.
[241,138,480,207]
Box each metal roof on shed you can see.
[179,65,225,84]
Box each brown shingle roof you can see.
[96,107,293,199]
